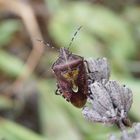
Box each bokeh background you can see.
[0,0,140,140]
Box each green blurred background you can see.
[0,0,140,140]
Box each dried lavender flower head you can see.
[82,57,133,130]
[83,81,133,129]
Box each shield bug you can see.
[51,26,88,108]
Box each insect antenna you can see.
[68,26,83,50]
[36,39,55,49]
[63,26,82,70]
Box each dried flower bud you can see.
[83,82,117,124]
[105,81,133,118]
[85,57,110,84]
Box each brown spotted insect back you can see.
[51,26,89,108]
[52,48,88,108]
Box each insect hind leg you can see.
[55,83,62,95]
[55,88,61,95]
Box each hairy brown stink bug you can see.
[51,26,88,108]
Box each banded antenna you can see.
[37,26,82,50]
[36,39,55,49]
[68,26,83,49]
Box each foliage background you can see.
[0,0,140,140]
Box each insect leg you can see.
[55,83,62,95]
[55,88,61,95]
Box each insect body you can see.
[52,48,88,108]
